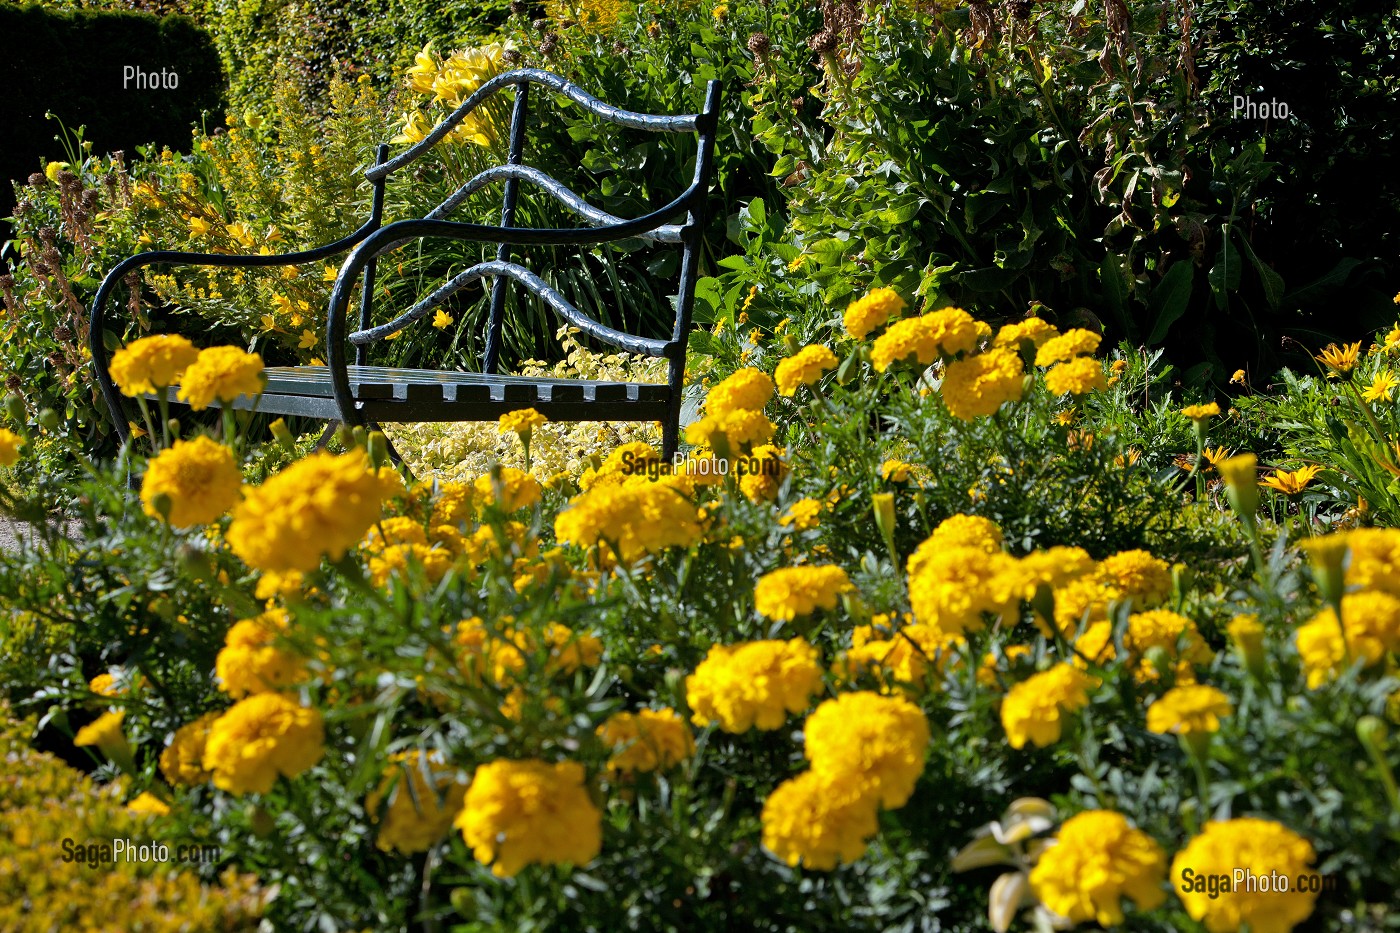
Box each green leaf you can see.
[1100,254,1130,334]
[1233,231,1284,310]
[1207,238,1241,310]
[1283,257,1364,311]
[1145,261,1194,345]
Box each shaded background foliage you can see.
[0,2,224,258]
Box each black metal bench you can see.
[89,69,720,457]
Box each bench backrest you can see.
[329,68,722,378]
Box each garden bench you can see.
[90,69,721,457]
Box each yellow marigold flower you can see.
[940,348,1025,419]
[1034,328,1101,367]
[88,673,120,697]
[175,346,264,411]
[780,497,823,531]
[159,711,220,786]
[74,710,128,755]
[126,791,171,817]
[368,543,457,587]
[836,636,932,691]
[1295,590,1400,688]
[908,546,1020,636]
[775,344,838,396]
[109,334,199,396]
[432,308,454,330]
[705,368,774,417]
[202,693,324,796]
[1362,371,1399,402]
[1171,819,1319,933]
[1230,368,1247,385]
[1181,401,1222,421]
[1259,464,1323,495]
[226,451,384,572]
[140,436,243,529]
[0,428,24,467]
[1344,528,1400,596]
[1077,610,1214,683]
[879,459,913,483]
[1029,810,1167,926]
[597,708,695,773]
[686,408,777,453]
[1000,664,1094,749]
[870,307,981,371]
[474,466,542,514]
[738,443,788,501]
[364,515,429,551]
[843,287,907,339]
[215,609,306,697]
[368,750,468,855]
[803,691,929,809]
[429,481,475,525]
[499,408,548,436]
[993,316,1059,351]
[912,513,1003,564]
[754,565,854,621]
[761,769,880,871]
[1043,356,1108,396]
[1146,684,1232,735]
[1315,340,1362,374]
[555,481,700,565]
[1096,550,1173,604]
[455,759,601,878]
[685,638,824,733]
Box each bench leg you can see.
[314,421,340,452]
[661,416,679,461]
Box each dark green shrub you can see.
[0,3,224,249]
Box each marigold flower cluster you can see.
[1000,663,1095,749]
[1028,810,1167,926]
[843,287,907,339]
[1170,818,1320,933]
[597,707,695,774]
[368,750,468,854]
[775,344,839,396]
[1076,610,1214,683]
[1295,590,1400,688]
[455,759,602,877]
[993,316,1059,351]
[870,306,981,371]
[498,408,548,436]
[202,692,325,796]
[555,480,701,565]
[140,436,243,528]
[226,450,384,572]
[474,466,542,514]
[686,638,824,732]
[687,368,776,454]
[836,620,965,692]
[1146,684,1232,735]
[752,564,853,621]
[940,347,1025,420]
[762,692,930,870]
[175,346,265,410]
[159,711,220,786]
[1050,549,1173,635]
[214,609,307,698]
[109,334,200,396]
